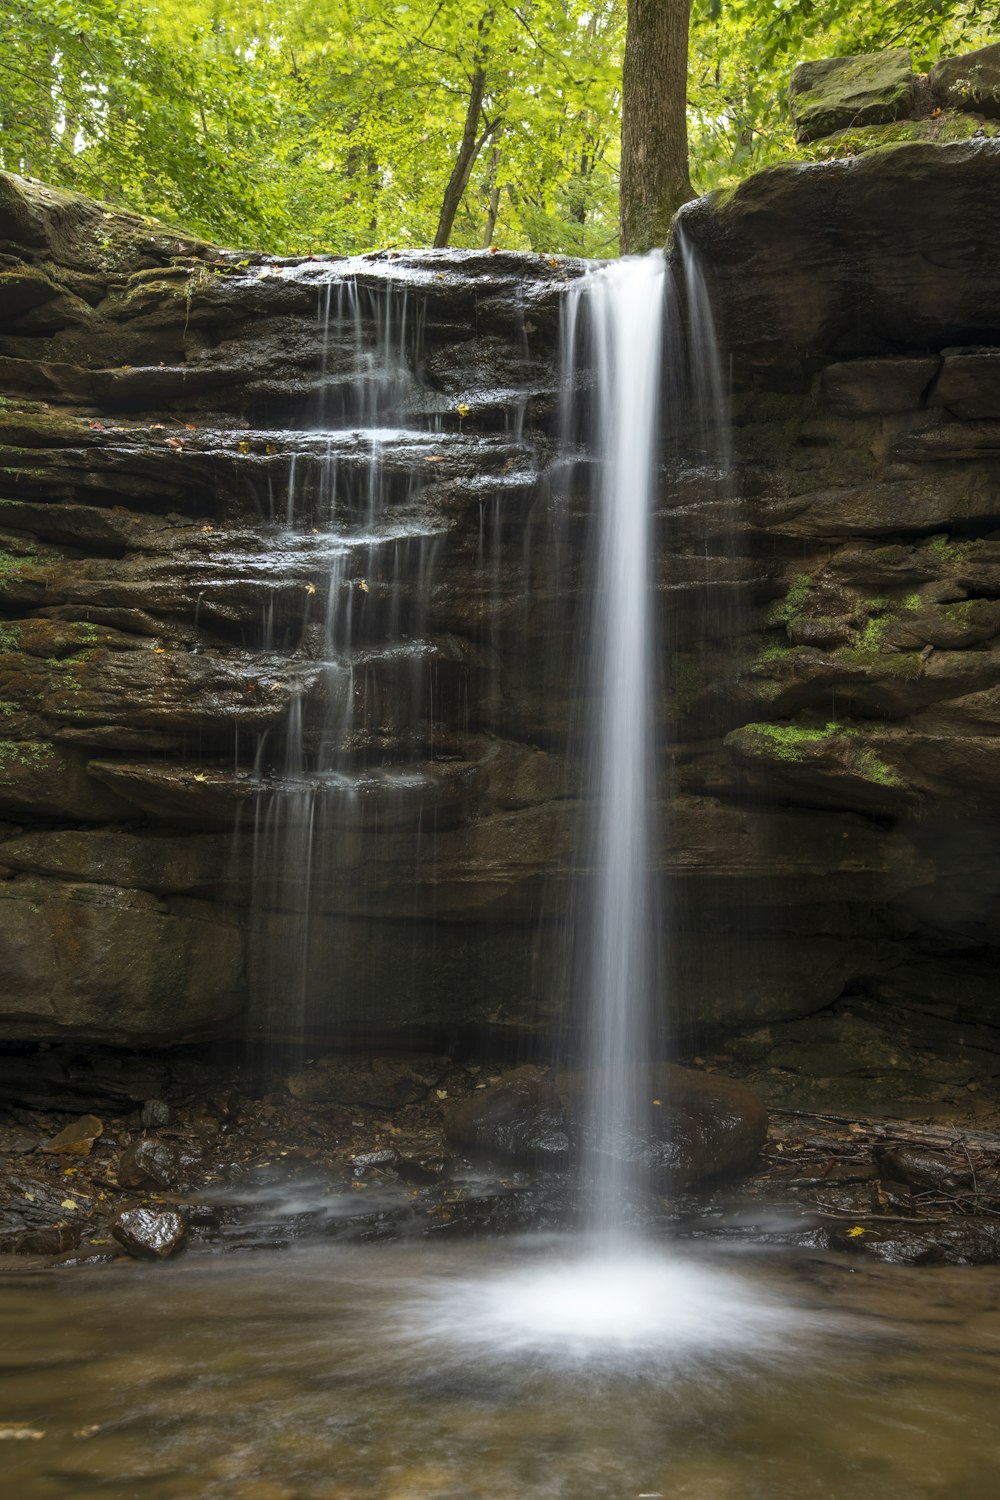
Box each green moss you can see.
[903,593,921,612]
[766,572,812,628]
[738,719,844,762]
[942,599,999,629]
[752,641,793,672]
[853,749,901,787]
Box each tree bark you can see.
[620,0,695,255]
[433,65,494,248]
[480,143,502,247]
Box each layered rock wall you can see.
[1,148,998,1060]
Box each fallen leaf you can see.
[61,1199,78,1211]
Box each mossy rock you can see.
[805,112,1000,161]
[0,268,61,319]
[931,43,1000,120]
[789,49,914,145]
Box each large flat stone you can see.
[789,50,914,144]
[679,143,1000,375]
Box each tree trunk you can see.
[620,0,694,255]
[480,144,502,247]
[433,65,490,248]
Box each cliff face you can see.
[1,146,999,1060]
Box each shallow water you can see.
[2,1237,1000,1499]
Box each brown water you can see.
[2,1237,1000,1500]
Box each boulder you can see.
[444,1063,768,1188]
[789,50,914,144]
[678,143,1000,375]
[931,43,1000,119]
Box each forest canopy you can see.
[2,0,998,256]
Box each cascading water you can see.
[563,253,667,1240]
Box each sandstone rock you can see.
[444,1067,570,1166]
[876,1144,973,1195]
[140,1099,171,1128]
[0,879,244,1043]
[931,43,1000,119]
[117,1138,181,1189]
[42,1114,103,1156]
[444,1063,768,1188]
[789,50,914,144]
[112,1207,187,1260]
[286,1052,448,1107]
[929,347,1000,418]
[679,143,1000,375]
[820,356,938,414]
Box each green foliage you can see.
[688,0,1000,194]
[2,0,998,253]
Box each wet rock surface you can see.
[0,1041,998,1269]
[0,155,1000,1117]
[112,1207,187,1260]
[445,1063,768,1186]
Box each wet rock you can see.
[42,1114,103,1156]
[829,1219,1000,1264]
[444,1067,571,1167]
[286,1052,449,1107]
[789,50,914,144]
[931,43,1000,119]
[876,1144,974,1196]
[929,347,1000,419]
[117,1138,181,1189]
[12,1222,82,1256]
[444,1064,768,1187]
[350,1148,399,1176]
[112,1207,187,1260]
[679,143,1000,373]
[140,1098,171,1128]
[820,356,938,414]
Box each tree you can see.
[620,0,693,254]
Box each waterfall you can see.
[563,252,667,1238]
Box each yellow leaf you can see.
[192,773,207,783]
[238,440,251,454]
[846,1226,866,1238]
[358,580,369,593]
[61,1199,78,1211]
[651,1099,662,1106]
[456,403,470,418]
[304,581,317,594]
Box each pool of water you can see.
[2,1236,999,1499]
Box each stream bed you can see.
[2,1237,1000,1498]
